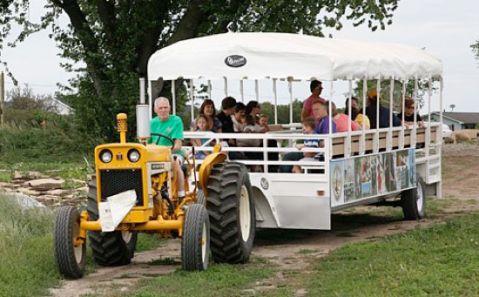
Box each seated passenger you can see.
[280,100,337,173]
[216,96,237,135]
[191,99,222,132]
[345,97,370,129]
[365,91,401,129]
[231,102,246,132]
[237,114,262,147]
[192,114,211,160]
[398,96,424,127]
[259,114,270,132]
[302,80,326,121]
[331,101,361,132]
[292,117,321,174]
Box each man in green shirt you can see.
[150,97,186,199]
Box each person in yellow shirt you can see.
[345,97,370,129]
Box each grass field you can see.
[0,192,163,297]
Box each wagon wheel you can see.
[402,177,426,220]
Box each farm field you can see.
[1,143,478,297]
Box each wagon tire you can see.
[87,177,138,266]
[402,177,426,220]
[182,204,210,271]
[206,162,255,264]
[54,206,86,279]
[197,189,206,205]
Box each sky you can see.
[1,0,479,114]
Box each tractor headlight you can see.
[128,149,141,163]
[100,149,113,163]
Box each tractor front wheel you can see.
[207,162,256,264]
[182,204,210,271]
[54,206,86,279]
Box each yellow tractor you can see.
[53,110,256,279]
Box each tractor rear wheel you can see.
[206,162,256,264]
[182,204,210,271]
[402,177,426,220]
[54,206,86,279]
[87,177,138,266]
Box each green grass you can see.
[0,171,12,183]
[114,264,274,297]
[307,214,479,297]
[0,191,164,297]
[0,192,60,297]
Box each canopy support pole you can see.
[387,78,394,151]
[139,78,146,104]
[190,79,195,123]
[273,79,278,125]
[207,80,212,99]
[374,78,381,153]
[148,80,153,121]
[346,80,352,157]
[223,77,228,97]
[288,80,293,124]
[360,78,367,155]
[255,80,259,102]
[329,81,334,159]
[240,80,244,103]
[426,78,432,165]
[399,80,406,149]
[437,77,444,199]
[171,80,176,115]
[412,78,418,147]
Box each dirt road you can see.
[49,143,479,297]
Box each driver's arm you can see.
[172,139,182,153]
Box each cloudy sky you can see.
[2,0,478,114]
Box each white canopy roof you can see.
[148,32,443,81]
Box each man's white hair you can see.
[154,97,170,107]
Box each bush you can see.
[0,110,98,163]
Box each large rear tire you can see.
[206,162,256,264]
[402,177,426,220]
[54,206,86,279]
[182,204,210,271]
[87,177,138,266]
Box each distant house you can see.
[43,97,73,115]
[430,112,479,131]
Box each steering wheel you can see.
[151,133,175,148]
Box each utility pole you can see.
[0,71,4,126]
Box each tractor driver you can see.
[150,97,186,201]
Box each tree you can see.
[1,0,401,141]
[472,39,479,64]
[449,104,456,112]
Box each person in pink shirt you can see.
[330,101,361,132]
[301,80,326,121]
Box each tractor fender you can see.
[198,145,227,195]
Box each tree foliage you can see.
[472,39,479,64]
[1,0,401,141]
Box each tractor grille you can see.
[99,169,144,206]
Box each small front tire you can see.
[54,206,86,279]
[182,204,210,271]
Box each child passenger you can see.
[237,114,262,147]
[292,117,321,174]
[192,114,211,160]
[258,114,270,132]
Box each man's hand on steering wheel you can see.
[150,133,175,149]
